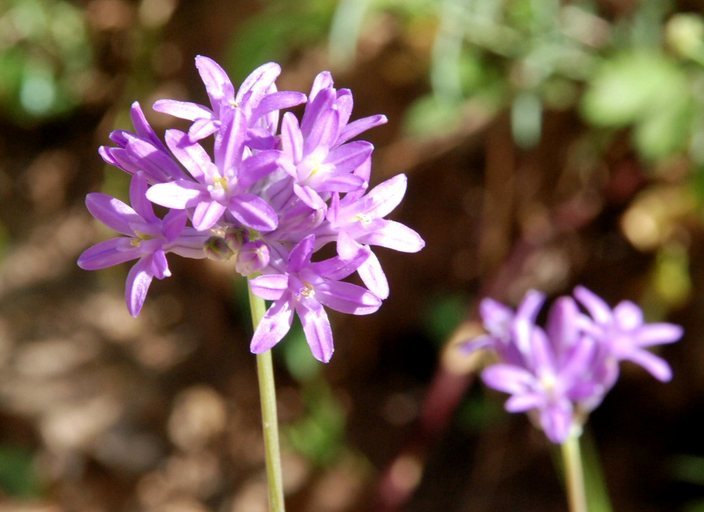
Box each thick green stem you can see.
[561,433,588,512]
[248,283,286,512]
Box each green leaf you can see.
[581,52,688,127]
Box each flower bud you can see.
[235,240,270,276]
[204,236,234,261]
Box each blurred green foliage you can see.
[0,444,41,498]
[0,0,93,122]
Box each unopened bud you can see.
[235,240,270,276]
[204,236,234,261]
[224,228,246,253]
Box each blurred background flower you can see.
[1,1,704,511]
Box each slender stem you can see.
[248,283,286,512]
[561,434,588,512]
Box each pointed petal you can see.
[297,300,334,363]
[337,114,388,144]
[281,112,303,163]
[150,248,171,279]
[326,141,373,173]
[574,286,612,324]
[130,101,165,150]
[250,297,294,354]
[293,184,327,211]
[625,349,673,382]
[249,274,289,301]
[288,235,316,272]
[188,118,219,141]
[239,151,281,189]
[361,173,407,219]
[85,193,139,235]
[252,91,307,120]
[146,180,203,209]
[229,193,278,232]
[315,280,381,315]
[214,108,245,174]
[316,174,366,193]
[357,251,389,299]
[360,220,425,252]
[165,129,212,180]
[481,364,535,394]
[505,392,544,412]
[129,172,157,222]
[312,244,369,281]
[192,200,227,231]
[195,55,235,106]
[125,258,155,317]
[634,323,683,346]
[153,99,213,121]
[237,62,281,104]
[162,208,188,241]
[78,238,139,270]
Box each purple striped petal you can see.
[165,129,211,180]
[251,91,307,121]
[281,112,303,163]
[357,251,389,299]
[125,257,155,317]
[250,274,289,301]
[85,193,139,235]
[296,300,334,363]
[326,141,373,172]
[192,200,227,231]
[162,208,188,241]
[129,173,157,222]
[288,235,316,272]
[228,193,278,232]
[315,280,381,315]
[195,55,235,107]
[153,99,213,121]
[337,114,388,145]
[625,349,673,382]
[250,296,294,354]
[360,220,425,253]
[78,238,140,270]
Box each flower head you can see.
[467,287,683,443]
[80,56,424,362]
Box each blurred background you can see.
[1,0,704,510]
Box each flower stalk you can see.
[249,282,286,512]
[561,433,587,512]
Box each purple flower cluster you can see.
[78,56,424,362]
[466,287,682,443]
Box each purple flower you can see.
[80,56,424,363]
[145,110,281,232]
[321,173,425,298]
[153,56,306,145]
[249,235,381,362]
[279,71,387,210]
[77,173,207,316]
[574,286,683,382]
[99,102,186,184]
[469,287,683,443]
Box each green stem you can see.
[248,283,286,512]
[561,433,588,512]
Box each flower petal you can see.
[125,257,155,317]
[153,99,213,121]
[85,193,139,235]
[250,296,294,354]
[315,280,381,315]
[481,364,535,394]
[78,238,139,270]
[192,200,227,231]
[228,193,278,232]
[146,180,204,209]
[250,274,289,301]
[360,220,425,253]
[297,300,334,363]
[337,114,388,145]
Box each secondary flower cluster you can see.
[78,56,424,362]
[465,287,682,443]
